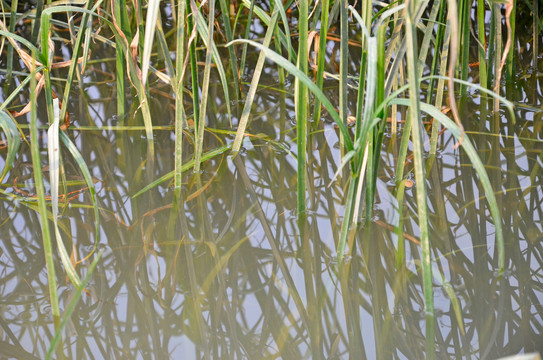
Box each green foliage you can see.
[0,0,524,356]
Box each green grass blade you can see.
[393,98,505,273]
[231,6,279,153]
[29,54,61,331]
[195,5,231,121]
[132,144,232,198]
[59,130,101,252]
[141,0,160,86]
[311,0,330,128]
[218,0,240,99]
[193,0,216,173]
[174,0,187,188]
[404,0,435,355]
[6,0,19,77]
[0,111,21,183]
[31,0,45,45]
[227,39,353,151]
[48,99,82,288]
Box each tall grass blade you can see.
[311,0,330,128]
[174,0,187,188]
[60,1,100,123]
[227,40,353,151]
[193,0,216,173]
[218,0,240,100]
[29,52,61,331]
[113,0,129,118]
[392,98,505,272]
[48,99,82,288]
[141,0,160,86]
[31,0,44,45]
[231,6,279,153]
[404,0,435,355]
[6,0,18,77]
[195,4,232,121]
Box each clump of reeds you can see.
[0,0,525,356]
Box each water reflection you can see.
[1,16,543,360]
[1,80,543,358]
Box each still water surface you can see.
[1,28,543,360]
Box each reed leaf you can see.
[48,99,82,288]
[227,40,353,151]
[193,0,216,173]
[231,6,280,153]
[141,0,160,86]
[0,111,21,183]
[404,0,435,355]
[392,98,505,273]
[29,53,61,331]
[132,144,232,198]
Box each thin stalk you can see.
[175,0,187,188]
[231,6,280,153]
[296,2,318,354]
[533,0,539,67]
[458,0,470,95]
[193,0,215,172]
[6,0,18,77]
[31,0,44,45]
[296,0,309,238]
[218,0,240,100]
[311,0,330,130]
[405,0,435,356]
[239,0,256,75]
[113,0,129,119]
[187,1,200,139]
[505,0,516,81]
[477,0,488,89]
[430,24,451,157]
[29,52,62,352]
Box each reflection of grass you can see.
[0,0,536,357]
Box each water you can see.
[1,10,543,360]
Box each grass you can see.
[0,0,536,357]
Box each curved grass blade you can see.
[227,39,353,151]
[392,98,505,273]
[239,0,296,62]
[48,99,82,288]
[132,144,232,198]
[231,6,280,153]
[0,111,21,183]
[59,130,100,255]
